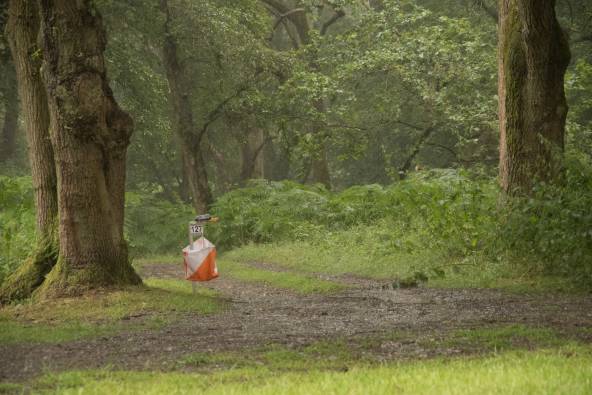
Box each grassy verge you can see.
[219,258,343,294]
[17,344,592,395]
[0,278,222,344]
[134,253,343,294]
[223,241,582,292]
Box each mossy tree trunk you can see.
[34,0,141,297]
[498,0,570,194]
[0,0,59,304]
[160,0,212,214]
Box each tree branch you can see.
[198,85,250,140]
[424,142,457,158]
[464,0,498,22]
[261,0,309,44]
[399,125,437,177]
[320,9,345,36]
[273,8,305,31]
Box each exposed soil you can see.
[2,262,592,382]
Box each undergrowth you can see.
[2,154,591,287]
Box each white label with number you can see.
[190,224,203,235]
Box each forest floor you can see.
[2,257,592,392]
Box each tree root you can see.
[35,251,142,300]
[1,239,142,303]
[0,239,58,305]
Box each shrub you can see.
[498,153,592,283]
[124,192,194,257]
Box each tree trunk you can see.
[310,141,331,189]
[0,0,59,304]
[160,0,212,213]
[310,99,331,189]
[34,0,140,297]
[181,137,212,214]
[498,0,570,194]
[0,58,18,164]
[240,127,265,184]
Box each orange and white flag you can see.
[183,237,218,281]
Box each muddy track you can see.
[2,263,592,382]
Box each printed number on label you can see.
[190,224,203,234]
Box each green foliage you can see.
[0,176,36,284]
[211,171,496,256]
[498,153,592,283]
[124,192,194,257]
[212,166,592,285]
[0,180,195,276]
[4,160,592,287]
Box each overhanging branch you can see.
[320,9,345,36]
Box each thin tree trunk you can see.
[498,0,570,194]
[0,0,59,304]
[399,126,435,179]
[161,0,212,213]
[35,0,140,297]
[181,137,212,214]
[240,127,265,184]
[310,141,331,188]
[310,99,331,189]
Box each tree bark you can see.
[0,56,18,164]
[0,0,59,304]
[181,137,212,214]
[160,0,212,214]
[310,140,331,188]
[34,0,140,297]
[240,127,265,184]
[498,0,570,194]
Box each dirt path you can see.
[2,263,592,382]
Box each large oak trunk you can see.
[498,0,570,194]
[0,0,59,303]
[161,0,212,214]
[35,0,140,296]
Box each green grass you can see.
[177,325,577,374]
[219,258,343,294]
[21,345,592,394]
[446,325,566,350]
[133,254,180,268]
[223,241,581,292]
[180,339,356,372]
[133,251,343,294]
[0,278,222,344]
